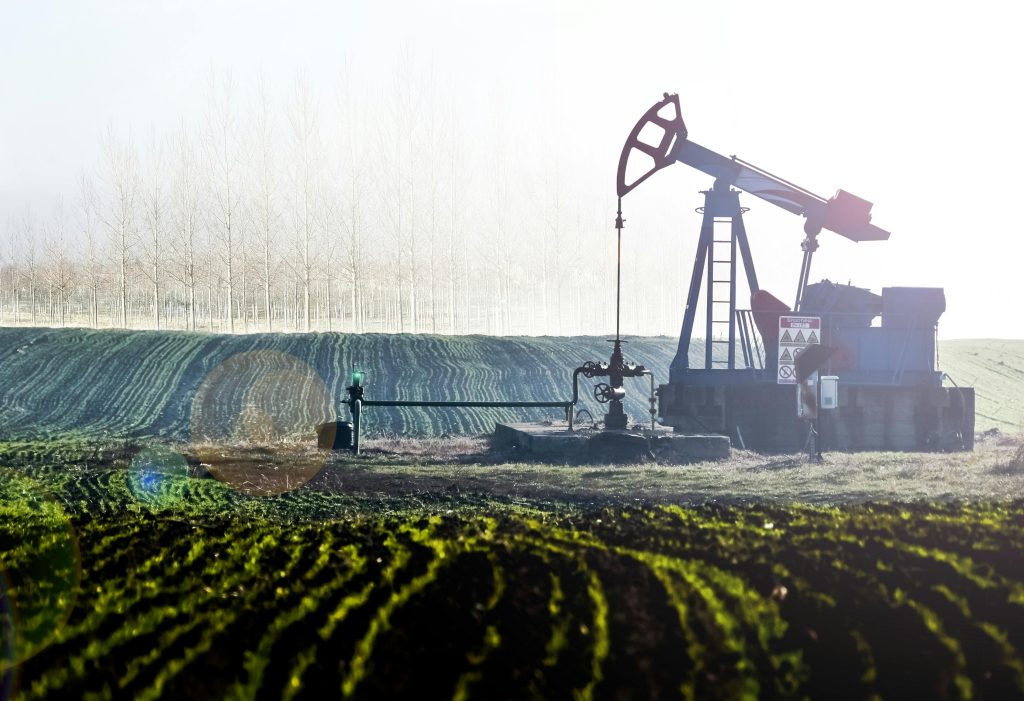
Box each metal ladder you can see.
[706,218,737,369]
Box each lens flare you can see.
[127,445,191,509]
[0,471,80,680]
[189,350,333,496]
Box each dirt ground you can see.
[185,430,1024,505]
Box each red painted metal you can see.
[750,289,791,344]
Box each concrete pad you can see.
[493,422,730,463]
[492,422,590,456]
[651,433,731,462]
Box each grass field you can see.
[2,328,1024,699]
[940,340,1024,433]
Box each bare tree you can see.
[251,73,281,331]
[141,130,168,329]
[319,173,341,331]
[0,55,677,337]
[205,70,245,333]
[78,174,104,327]
[44,198,75,326]
[0,215,18,324]
[419,66,447,334]
[397,49,424,333]
[483,89,515,334]
[238,205,252,331]
[373,48,434,333]
[99,125,139,328]
[169,123,203,331]
[446,101,467,334]
[5,220,19,323]
[285,73,324,332]
[530,153,567,336]
[17,209,39,326]
[0,216,10,324]
[336,60,370,333]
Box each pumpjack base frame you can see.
[658,382,975,453]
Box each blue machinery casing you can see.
[659,282,973,451]
[617,94,973,451]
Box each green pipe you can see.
[347,398,573,453]
[352,398,361,455]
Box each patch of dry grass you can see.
[999,443,1024,475]
[290,431,1024,505]
[160,431,1024,505]
[185,440,331,496]
[357,435,490,461]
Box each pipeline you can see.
[569,366,655,433]
[344,366,657,454]
[348,396,574,455]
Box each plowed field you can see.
[3,446,1024,700]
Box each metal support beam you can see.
[671,206,713,382]
[670,179,757,382]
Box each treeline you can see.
[1,61,687,337]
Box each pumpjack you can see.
[616,93,974,451]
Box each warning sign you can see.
[777,315,821,385]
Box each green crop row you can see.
[0,327,683,442]
[3,464,1024,699]
[2,328,1021,443]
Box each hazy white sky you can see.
[2,0,1023,338]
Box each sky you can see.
[2,0,1023,339]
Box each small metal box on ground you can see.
[820,376,839,410]
[316,421,353,450]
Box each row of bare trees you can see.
[2,65,689,338]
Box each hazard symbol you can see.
[778,314,821,385]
